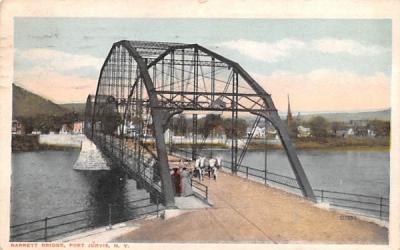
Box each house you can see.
[12,120,24,135]
[350,120,369,127]
[247,125,277,139]
[266,127,277,136]
[368,129,376,137]
[253,126,266,138]
[354,126,368,137]
[334,127,355,137]
[73,121,84,134]
[60,124,70,134]
[246,126,265,138]
[335,129,348,137]
[347,128,355,136]
[297,126,311,138]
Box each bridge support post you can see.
[192,114,198,160]
[269,111,315,202]
[152,109,176,207]
[254,110,316,202]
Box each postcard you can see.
[0,1,399,250]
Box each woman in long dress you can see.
[171,168,182,196]
[180,167,193,197]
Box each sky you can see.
[14,18,391,112]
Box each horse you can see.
[193,156,222,181]
[209,158,217,180]
[194,157,204,181]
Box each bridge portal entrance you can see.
[85,40,315,207]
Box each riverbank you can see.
[249,137,389,151]
[12,134,82,152]
[171,137,389,151]
[17,134,387,152]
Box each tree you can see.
[330,121,342,136]
[223,118,247,139]
[368,120,390,137]
[101,103,122,135]
[202,114,223,137]
[308,116,329,138]
[168,115,187,136]
[288,119,299,139]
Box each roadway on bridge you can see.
[115,171,387,243]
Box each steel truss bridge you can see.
[84,40,316,207]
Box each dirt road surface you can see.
[116,172,388,244]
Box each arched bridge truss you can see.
[85,40,315,207]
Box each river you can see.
[11,149,149,227]
[11,148,389,227]
[201,149,390,197]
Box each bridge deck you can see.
[115,171,387,243]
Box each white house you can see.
[247,126,277,138]
[367,129,376,137]
[297,126,311,138]
[347,128,355,136]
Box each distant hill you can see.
[12,84,68,118]
[60,103,86,114]
[296,109,391,122]
[244,109,390,125]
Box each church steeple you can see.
[287,95,293,127]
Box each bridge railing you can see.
[171,147,389,220]
[171,147,302,192]
[93,133,212,204]
[10,196,164,242]
[91,132,162,195]
[313,189,389,220]
[87,136,389,221]
[191,179,209,202]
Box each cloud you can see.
[14,65,390,111]
[14,67,97,103]
[252,69,390,112]
[15,48,103,73]
[218,38,388,62]
[14,49,104,103]
[216,39,305,63]
[311,38,388,56]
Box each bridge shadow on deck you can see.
[115,172,387,244]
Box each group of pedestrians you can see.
[170,156,223,197]
[170,162,193,197]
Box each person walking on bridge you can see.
[181,167,193,197]
[171,167,182,196]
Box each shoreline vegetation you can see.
[12,134,81,152]
[171,137,390,151]
[12,134,389,152]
